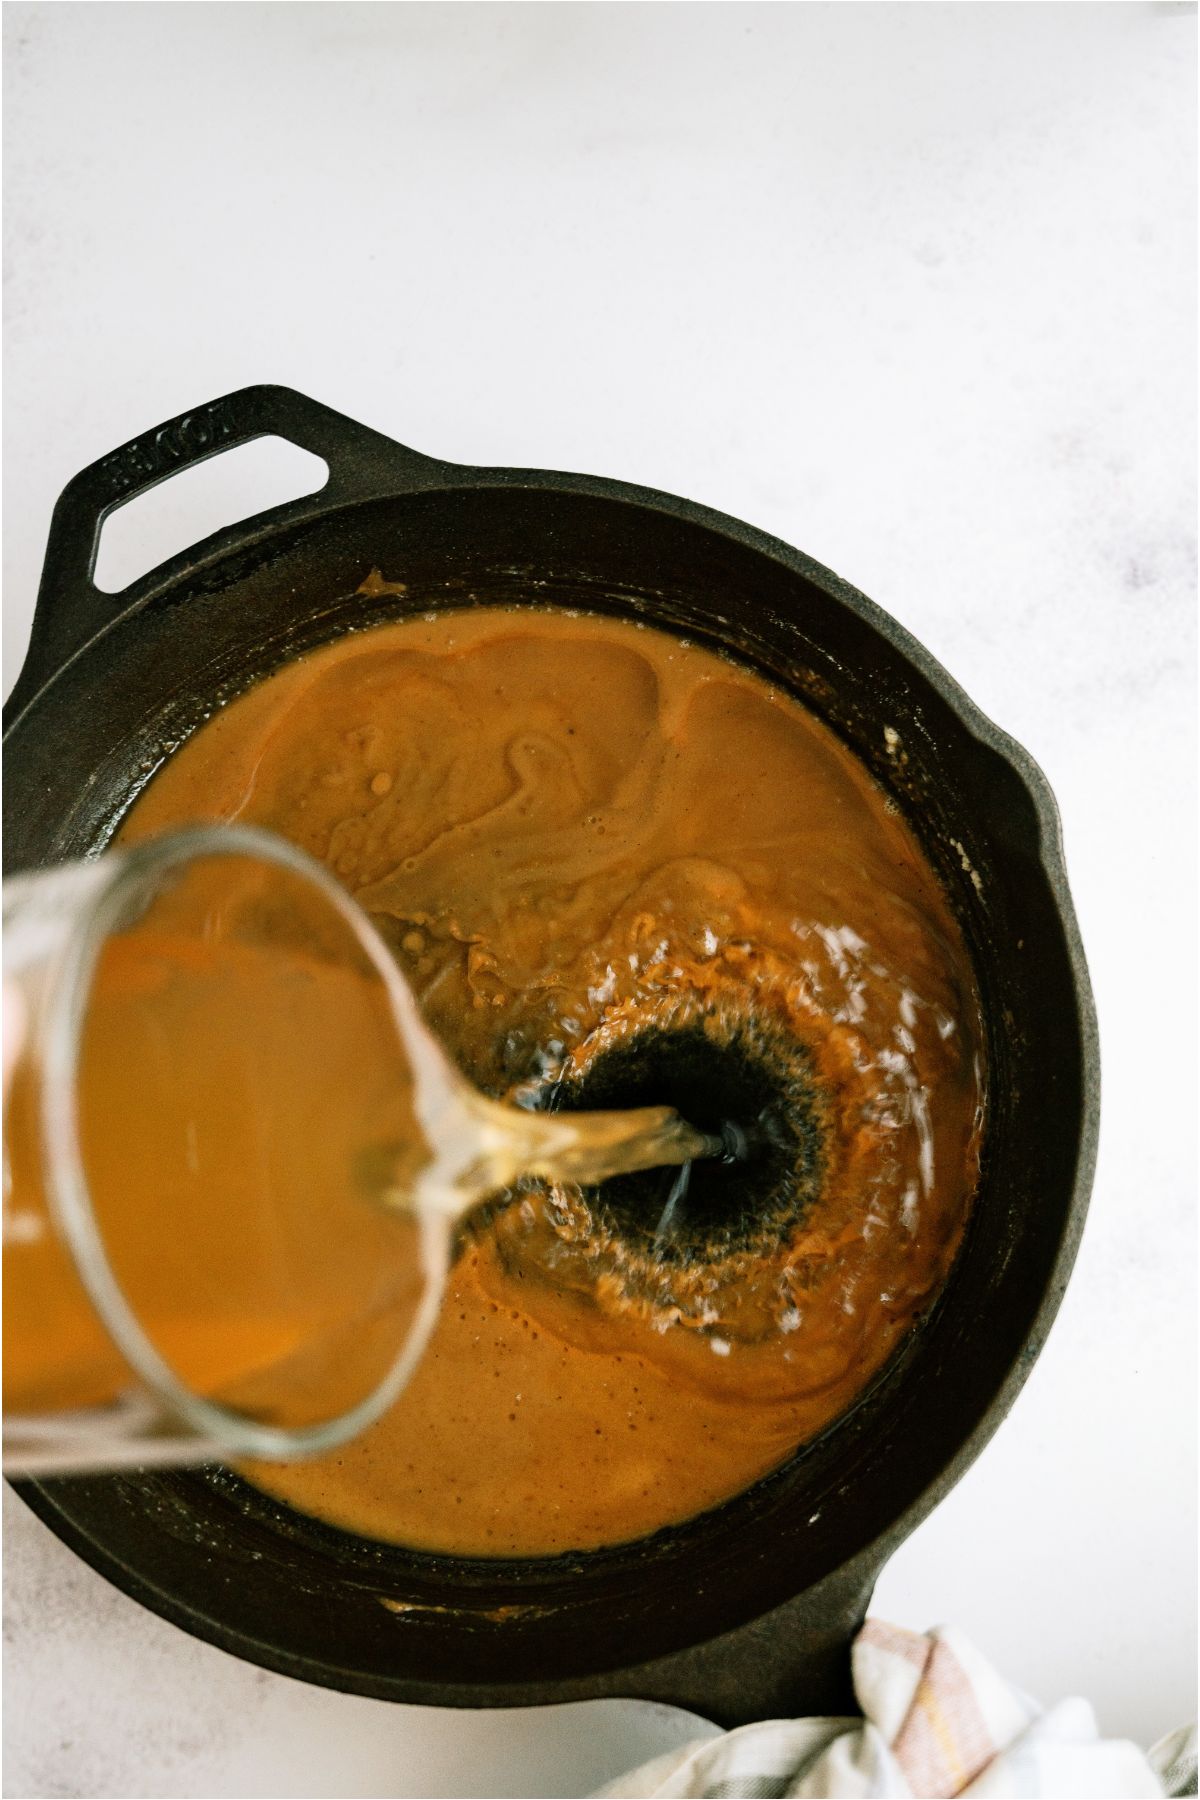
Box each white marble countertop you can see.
[3,5,1195,1794]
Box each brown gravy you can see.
[120,606,983,1555]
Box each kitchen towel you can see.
[597,1619,1191,1797]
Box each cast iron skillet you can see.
[3,387,1098,1726]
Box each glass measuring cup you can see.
[3,825,719,1475]
[3,826,473,1474]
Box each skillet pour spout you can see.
[3,386,1098,1724]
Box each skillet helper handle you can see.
[10,386,450,719]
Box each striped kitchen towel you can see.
[598,1619,1189,1797]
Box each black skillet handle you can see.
[7,385,451,722]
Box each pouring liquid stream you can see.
[388,1081,726,1225]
